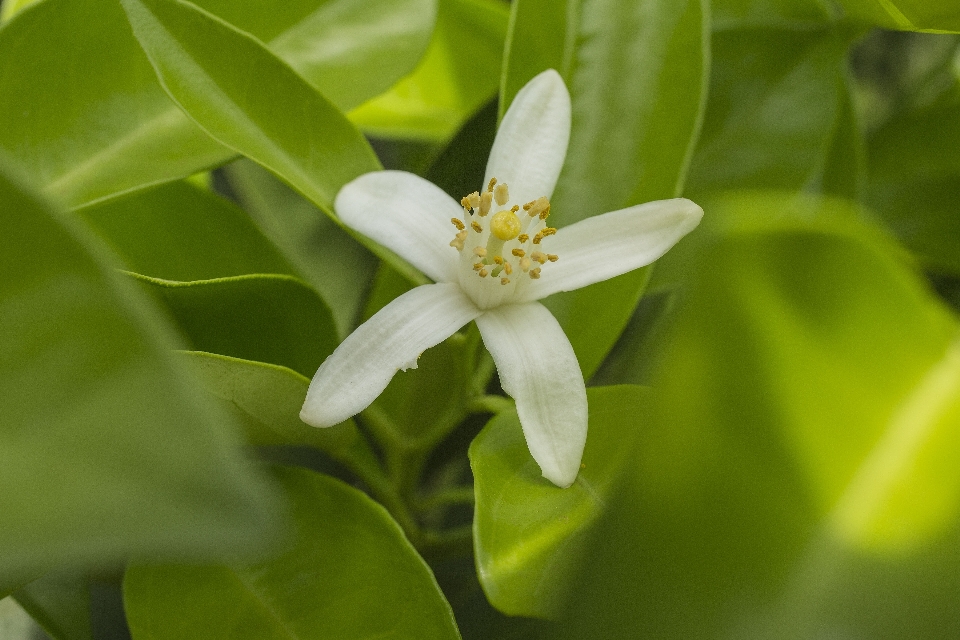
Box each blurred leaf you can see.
[0,0,41,21]
[14,573,93,640]
[0,0,429,207]
[711,0,833,28]
[179,351,384,480]
[686,27,851,197]
[130,273,338,378]
[77,180,297,281]
[470,385,649,619]
[424,98,499,202]
[0,158,277,576]
[125,466,462,640]
[224,159,377,338]
[559,191,960,638]
[350,0,508,141]
[866,91,960,274]
[837,0,960,32]
[502,0,709,380]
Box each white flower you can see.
[300,69,702,488]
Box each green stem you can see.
[415,486,475,513]
[468,394,514,415]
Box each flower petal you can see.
[476,302,587,488]
[484,69,571,207]
[301,283,481,427]
[518,198,703,301]
[335,171,462,283]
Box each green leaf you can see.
[0,158,277,576]
[711,0,833,28]
[224,159,377,338]
[350,0,509,141]
[178,351,384,480]
[836,0,960,32]
[77,180,297,281]
[14,573,93,640]
[0,0,432,207]
[130,273,338,378]
[558,191,960,638]
[124,466,461,640]
[685,27,852,197]
[119,0,379,213]
[470,385,650,619]
[502,0,709,379]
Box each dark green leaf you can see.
[470,385,651,619]
[124,466,461,640]
[130,273,338,378]
[14,573,93,640]
[224,159,377,338]
[78,180,297,281]
[0,158,277,576]
[837,0,960,32]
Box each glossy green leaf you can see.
[178,351,384,479]
[224,159,377,338]
[350,0,509,141]
[14,573,93,640]
[131,273,338,378]
[0,0,430,207]
[470,385,650,619]
[125,466,461,640]
[685,27,851,197]
[119,0,379,213]
[836,0,960,32]
[77,180,297,281]
[558,191,960,638]
[0,159,277,576]
[502,0,709,379]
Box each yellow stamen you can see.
[487,177,497,192]
[517,233,529,244]
[449,230,467,250]
[501,277,510,285]
[473,246,487,257]
[539,204,551,220]
[503,261,513,275]
[532,227,557,244]
[479,191,492,216]
[529,267,541,279]
[493,256,503,265]
[494,182,510,206]
[531,251,547,264]
[478,268,489,277]
[473,262,483,271]
[467,192,481,210]
[451,218,465,230]
[490,209,521,241]
[547,254,559,262]
[471,221,483,234]
[520,257,531,272]
[460,195,471,210]
[512,248,526,258]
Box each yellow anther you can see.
[461,195,471,210]
[473,246,487,257]
[503,261,513,275]
[473,262,484,271]
[531,251,547,264]
[487,177,497,192]
[517,233,529,244]
[532,227,557,244]
[520,257,532,272]
[522,200,535,211]
[493,256,503,265]
[449,230,467,251]
[511,205,520,213]
[451,218,465,230]
[529,267,541,279]
[547,254,559,262]
[479,191,492,216]
[527,196,550,217]
[490,209,521,241]
[471,221,483,234]
[539,204,551,220]
[478,268,489,278]
[467,191,481,210]
[494,182,510,206]
[512,248,526,258]
[501,277,510,285]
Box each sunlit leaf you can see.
[125,466,462,640]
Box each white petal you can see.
[335,171,462,283]
[301,283,480,427]
[476,302,586,488]
[519,198,703,302]
[484,69,571,207]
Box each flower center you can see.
[448,178,558,307]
